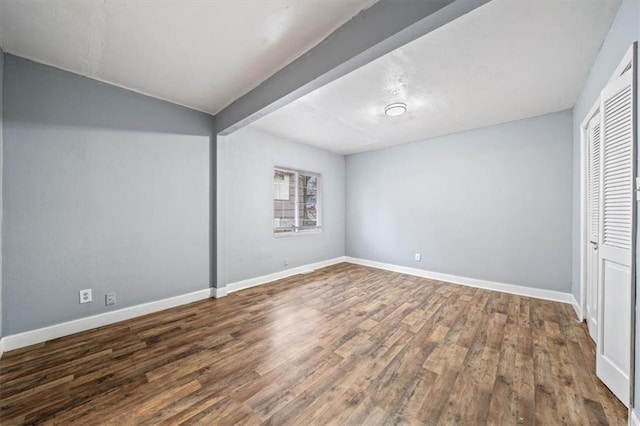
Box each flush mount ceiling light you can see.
[384,102,407,117]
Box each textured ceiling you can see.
[0,0,376,114]
[251,0,621,155]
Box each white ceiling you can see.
[0,0,376,115]
[251,0,622,155]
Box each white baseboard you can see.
[630,409,640,426]
[2,288,212,354]
[570,294,583,322]
[225,256,347,294]
[2,254,348,355]
[212,287,227,298]
[1,256,575,355]
[344,257,573,305]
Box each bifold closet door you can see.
[596,55,635,406]
[586,113,601,342]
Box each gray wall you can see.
[346,110,573,292]
[3,55,215,335]
[217,127,345,286]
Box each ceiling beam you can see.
[216,0,489,135]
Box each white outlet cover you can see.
[79,289,92,304]
[414,253,421,262]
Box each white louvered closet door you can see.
[586,113,600,342]
[596,54,635,406]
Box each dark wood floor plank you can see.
[0,263,627,425]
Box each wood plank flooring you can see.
[0,263,627,425]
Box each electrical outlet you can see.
[79,289,92,304]
[105,292,116,306]
[284,258,289,267]
[414,253,421,262]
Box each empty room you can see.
[0,0,639,424]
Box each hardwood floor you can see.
[0,263,627,425]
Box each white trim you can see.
[273,166,322,236]
[571,294,582,321]
[226,256,347,294]
[2,288,212,353]
[212,287,228,298]
[344,257,573,304]
[630,409,640,426]
[273,227,323,238]
[0,337,4,359]
[609,45,635,85]
[0,256,578,355]
[580,99,600,323]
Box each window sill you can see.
[274,228,322,238]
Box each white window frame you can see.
[273,167,322,237]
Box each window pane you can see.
[274,170,295,231]
[299,174,318,228]
[274,171,290,200]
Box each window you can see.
[274,167,321,235]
